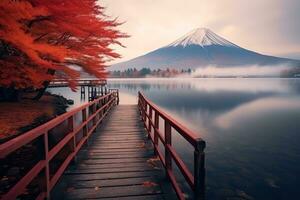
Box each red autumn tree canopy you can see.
[0,0,126,90]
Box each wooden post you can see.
[194,139,206,200]
[68,115,77,163]
[82,108,88,146]
[138,95,143,121]
[116,90,119,105]
[92,102,97,127]
[144,102,147,123]
[80,86,85,95]
[43,132,50,199]
[148,107,152,139]
[165,120,172,176]
[88,86,91,101]
[81,86,86,101]
[154,112,159,155]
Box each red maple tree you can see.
[0,0,126,100]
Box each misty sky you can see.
[100,0,300,63]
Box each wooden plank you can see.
[81,155,152,161]
[82,151,152,157]
[93,141,146,145]
[69,177,161,188]
[76,162,153,169]
[87,149,148,153]
[81,159,148,165]
[64,171,162,181]
[65,166,160,174]
[64,185,162,199]
[81,152,151,158]
[96,195,164,200]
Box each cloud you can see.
[192,65,291,77]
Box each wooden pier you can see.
[52,105,177,199]
[0,90,205,200]
[48,79,107,88]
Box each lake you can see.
[49,78,300,200]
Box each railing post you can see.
[101,97,104,114]
[82,108,88,146]
[194,139,206,200]
[139,95,143,117]
[148,107,152,139]
[165,120,172,176]
[92,102,97,127]
[68,115,77,163]
[103,97,106,114]
[138,93,141,108]
[154,112,159,155]
[144,101,147,123]
[117,90,119,105]
[138,94,143,120]
[44,132,50,199]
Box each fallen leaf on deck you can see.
[142,181,158,187]
[135,142,145,148]
[147,156,161,168]
[147,156,160,163]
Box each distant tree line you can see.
[280,67,300,78]
[109,68,194,78]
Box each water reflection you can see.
[50,78,300,200]
[107,78,300,200]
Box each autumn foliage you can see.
[0,0,126,90]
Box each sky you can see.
[100,0,300,63]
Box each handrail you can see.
[138,92,205,200]
[0,90,119,200]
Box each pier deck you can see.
[52,105,176,199]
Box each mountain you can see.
[111,28,299,71]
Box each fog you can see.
[192,65,291,77]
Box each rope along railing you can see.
[0,90,119,200]
[138,92,205,200]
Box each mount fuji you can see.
[111,28,299,70]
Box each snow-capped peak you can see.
[166,28,239,48]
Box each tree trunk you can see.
[33,69,55,100]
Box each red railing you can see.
[138,92,205,200]
[0,90,119,200]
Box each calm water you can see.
[49,78,300,200]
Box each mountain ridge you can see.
[111,28,299,71]
[165,28,239,48]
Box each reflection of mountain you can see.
[111,28,299,70]
[148,91,276,112]
[108,81,277,112]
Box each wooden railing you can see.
[109,89,120,105]
[138,92,205,200]
[0,90,119,200]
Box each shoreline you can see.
[0,93,69,144]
